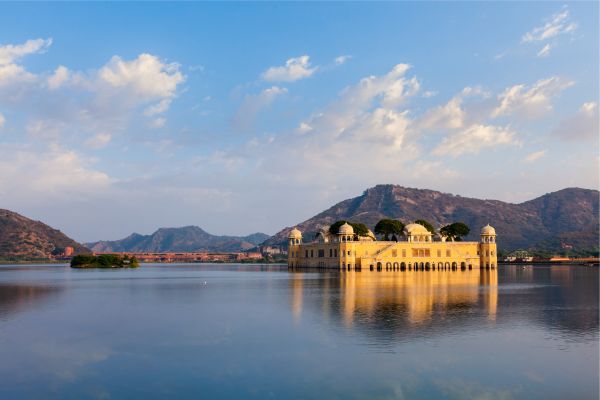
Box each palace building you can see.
[288,222,497,270]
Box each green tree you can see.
[329,220,349,235]
[414,219,436,234]
[70,253,140,268]
[328,220,370,237]
[374,219,405,241]
[440,222,470,241]
[70,254,95,267]
[350,222,370,237]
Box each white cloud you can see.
[432,124,519,157]
[419,96,465,131]
[423,90,437,98]
[0,61,36,87]
[0,145,110,202]
[0,40,186,145]
[98,53,184,99]
[85,133,112,149]
[262,55,317,82]
[537,44,552,57]
[0,38,52,87]
[581,102,597,113]
[297,122,312,134]
[552,102,599,141]
[47,66,70,89]
[522,7,577,43]
[418,86,488,132]
[492,77,573,119]
[334,55,351,65]
[523,150,546,163]
[26,119,65,140]
[0,113,4,129]
[149,117,166,129]
[233,63,423,188]
[0,38,52,65]
[233,86,288,128]
[286,63,419,148]
[144,98,172,116]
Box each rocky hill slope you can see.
[86,226,269,253]
[265,185,599,255]
[0,209,89,259]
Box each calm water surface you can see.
[0,264,597,399]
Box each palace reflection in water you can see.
[290,269,498,333]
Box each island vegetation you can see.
[70,254,140,269]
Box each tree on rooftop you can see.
[328,220,370,237]
[414,219,436,234]
[374,219,405,241]
[440,222,470,241]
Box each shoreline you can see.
[1,261,597,267]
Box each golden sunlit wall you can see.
[288,226,497,270]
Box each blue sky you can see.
[0,2,598,242]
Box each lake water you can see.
[0,264,597,399]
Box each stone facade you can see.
[288,223,497,270]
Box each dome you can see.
[338,222,354,235]
[481,224,496,235]
[288,227,302,239]
[404,223,430,235]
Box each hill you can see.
[86,226,269,253]
[0,209,89,260]
[264,185,599,255]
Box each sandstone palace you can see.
[288,222,497,270]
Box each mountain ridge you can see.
[264,185,599,255]
[0,209,89,259]
[86,225,269,253]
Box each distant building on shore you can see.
[288,223,497,270]
[92,251,264,263]
[259,245,286,256]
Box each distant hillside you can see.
[0,209,89,259]
[86,226,269,253]
[264,185,599,255]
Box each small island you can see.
[71,254,140,269]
